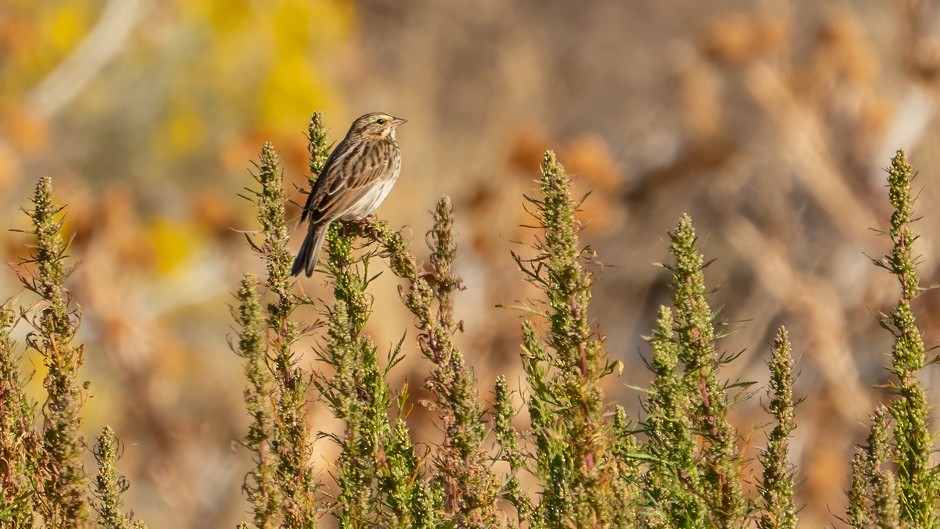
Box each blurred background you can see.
[3,0,940,526]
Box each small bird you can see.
[291,112,406,277]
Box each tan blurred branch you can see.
[725,215,872,421]
[744,64,881,241]
[26,0,148,119]
[873,86,935,182]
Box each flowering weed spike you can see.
[881,150,936,527]
[610,406,640,528]
[381,384,442,528]
[1,177,144,527]
[886,149,918,303]
[667,214,745,528]
[92,426,145,529]
[22,176,89,526]
[233,274,278,528]
[494,376,532,524]
[340,198,501,527]
[307,111,330,178]
[845,150,938,528]
[315,205,420,527]
[846,407,900,528]
[0,302,37,526]
[245,143,317,528]
[757,327,798,529]
[513,151,627,527]
[641,305,704,528]
[669,215,715,369]
[420,197,500,527]
[255,143,295,310]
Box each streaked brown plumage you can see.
[291,112,406,277]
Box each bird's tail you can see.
[291,224,328,277]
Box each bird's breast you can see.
[341,156,401,219]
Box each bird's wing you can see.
[311,140,397,221]
[300,136,350,224]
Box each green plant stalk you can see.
[419,197,499,526]
[641,305,704,528]
[382,418,421,529]
[307,111,330,179]
[342,201,501,526]
[317,222,392,528]
[380,384,418,527]
[881,149,935,527]
[493,375,532,525]
[757,326,797,529]
[381,384,443,529]
[515,151,622,527]
[846,406,900,528]
[92,425,146,529]
[337,223,445,528]
[22,176,88,527]
[251,143,317,528]
[609,405,639,529]
[518,320,569,529]
[668,214,745,528]
[0,301,37,527]
[234,274,279,528]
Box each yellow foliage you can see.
[258,0,354,129]
[0,0,95,100]
[153,97,207,159]
[308,0,356,45]
[172,0,355,150]
[260,51,335,131]
[0,0,354,161]
[42,1,93,54]
[273,1,317,48]
[199,0,252,33]
[146,218,208,275]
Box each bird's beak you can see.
[392,117,407,126]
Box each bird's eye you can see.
[376,118,386,125]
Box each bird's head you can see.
[350,112,407,140]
